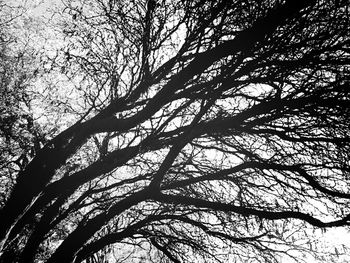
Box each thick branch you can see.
[154,193,350,228]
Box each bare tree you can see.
[0,0,350,262]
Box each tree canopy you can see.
[0,0,350,262]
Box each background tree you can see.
[0,0,350,262]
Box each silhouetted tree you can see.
[0,1,47,204]
[0,0,349,262]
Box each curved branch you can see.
[154,193,350,228]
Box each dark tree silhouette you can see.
[0,0,350,262]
